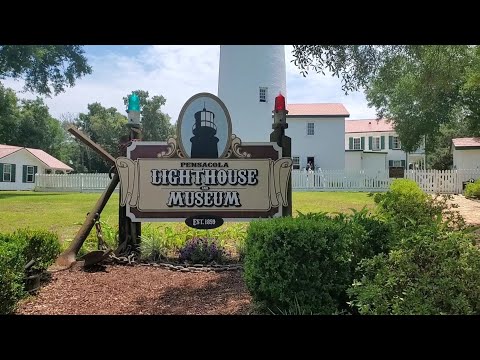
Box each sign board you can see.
[115,93,292,225]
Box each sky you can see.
[3,45,377,122]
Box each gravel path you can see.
[16,265,252,315]
[447,195,480,226]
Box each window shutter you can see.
[389,136,393,149]
[368,136,373,150]
[11,164,16,182]
[349,137,353,150]
[401,160,406,168]
[361,137,365,150]
[34,166,38,183]
[23,165,27,183]
[381,136,385,149]
[0,164,3,182]
[388,160,393,167]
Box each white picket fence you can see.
[292,170,392,192]
[34,169,480,194]
[35,173,119,192]
[404,169,480,194]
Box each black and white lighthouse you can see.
[190,105,219,158]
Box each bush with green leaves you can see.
[0,239,26,314]
[244,216,355,315]
[374,179,466,232]
[465,179,480,199]
[342,208,394,272]
[348,228,480,315]
[13,229,61,273]
[0,228,60,314]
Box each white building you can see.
[345,119,426,174]
[0,144,72,191]
[217,45,347,170]
[452,137,480,170]
[288,104,348,170]
[218,45,286,142]
[216,45,425,174]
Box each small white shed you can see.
[452,138,480,170]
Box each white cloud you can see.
[2,45,377,123]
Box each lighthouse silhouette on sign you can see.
[190,104,219,158]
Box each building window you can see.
[307,123,314,136]
[259,87,268,103]
[372,137,381,151]
[26,165,35,183]
[390,160,403,167]
[392,136,401,149]
[292,156,300,170]
[3,164,12,182]
[353,137,361,150]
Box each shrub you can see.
[348,228,480,315]
[299,208,394,276]
[374,179,466,232]
[13,229,61,273]
[374,179,429,227]
[345,207,394,270]
[243,216,353,315]
[178,237,225,264]
[0,229,60,314]
[0,240,26,314]
[465,179,480,199]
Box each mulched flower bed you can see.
[16,265,252,315]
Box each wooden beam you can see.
[67,125,116,165]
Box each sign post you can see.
[115,92,292,227]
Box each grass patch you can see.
[0,191,119,242]
[292,192,375,215]
[0,191,376,245]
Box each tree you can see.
[0,83,19,144]
[123,90,175,141]
[291,45,480,153]
[75,103,128,172]
[14,98,65,157]
[426,120,471,170]
[0,88,66,157]
[0,45,92,96]
[56,113,86,172]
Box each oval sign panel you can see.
[177,92,233,160]
[185,215,224,230]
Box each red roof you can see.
[346,119,394,133]
[452,137,480,148]
[0,145,21,159]
[0,144,73,171]
[287,103,350,117]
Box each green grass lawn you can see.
[0,191,375,242]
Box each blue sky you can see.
[3,45,377,122]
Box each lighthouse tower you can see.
[190,105,219,158]
[218,45,287,142]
